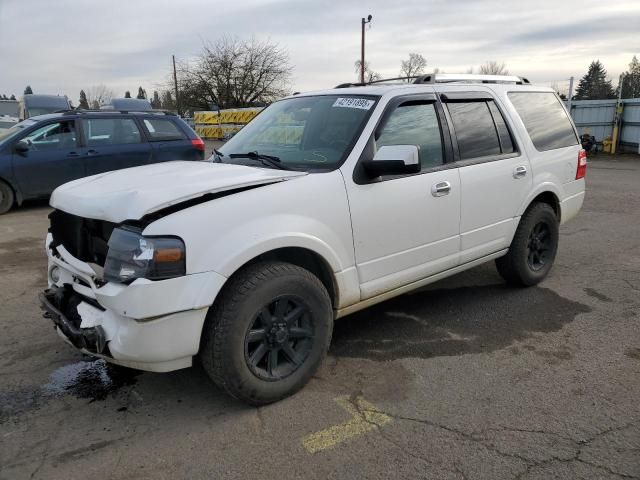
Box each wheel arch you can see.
[0,175,22,207]
[222,246,339,309]
[519,184,561,221]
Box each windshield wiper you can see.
[228,151,291,170]
[213,149,225,163]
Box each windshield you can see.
[28,107,65,117]
[217,94,378,171]
[0,119,37,143]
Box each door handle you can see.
[431,181,451,197]
[66,151,80,158]
[87,149,99,155]
[513,165,528,178]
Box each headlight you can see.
[103,227,186,284]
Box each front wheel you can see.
[0,181,14,215]
[200,261,333,405]
[496,202,559,286]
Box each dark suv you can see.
[0,110,205,214]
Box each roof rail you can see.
[59,109,177,116]
[429,73,529,84]
[335,73,530,88]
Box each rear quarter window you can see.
[142,118,185,141]
[508,92,578,151]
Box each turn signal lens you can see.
[154,248,183,263]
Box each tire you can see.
[496,202,559,287]
[200,261,333,405]
[0,180,14,215]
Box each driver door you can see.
[12,120,86,198]
[345,95,462,300]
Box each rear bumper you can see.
[560,190,585,224]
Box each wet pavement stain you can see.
[1,358,142,421]
[331,284,591,361]
[43,358,141,402]
[584,287,613,303]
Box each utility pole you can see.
[172,54,180,115]
[567,76,574,112]
[360,14,372,84]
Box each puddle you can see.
[331,280,591,361]
[1,358,144,421]
[43,358,141,402]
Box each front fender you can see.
[142,170,356,286]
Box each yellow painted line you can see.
[302,395,391,454]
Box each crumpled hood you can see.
[50,161,307,223]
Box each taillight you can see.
[191,138,205,152]
[576,149,587,179]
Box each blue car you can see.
[0,110,205,214]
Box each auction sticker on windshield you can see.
[333,97,375,110]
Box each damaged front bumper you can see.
[41,233,227,372]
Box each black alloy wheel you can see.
[527,222,552,271]
[245,296,314,381]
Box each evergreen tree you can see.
[620,55,640,99]
[136,86,146,99]
[151,90,161,109]
[24,85,33,95]
[124,90,132,98]
[574,61,616,100]
[9,94,16,100]
[1,94,7,100]
[161,91,175,110]
[78,90,90,109]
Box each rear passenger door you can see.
[81,117,152,176]
[439,91,531,263]
[141,117,196,162]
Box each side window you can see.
[82,118,142,146]
[508,92,578,151]
[143,118,185,141]
[487,102,514,154]
[446,101,501,160]
[376,102,444,170]
[21,121,76,150]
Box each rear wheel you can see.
[0,181,14,215]
[200,261,333,405]
[496,202,559,286]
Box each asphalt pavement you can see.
[1,155,639,479]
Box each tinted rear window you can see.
[508,92,578,151]
[143,118,185,141]
[446,101,501,159]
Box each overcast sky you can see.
[1,0,639,101]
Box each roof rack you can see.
[335,73,530,89]
[58,109,177,116]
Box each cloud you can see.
[0,0,638,100]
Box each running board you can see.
[335,249,508,319]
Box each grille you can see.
[48,210,116,266]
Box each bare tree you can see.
[86,85,114,109]
[479,61,509,75]
[354,60,381,83]
[174,36,292,110]
[400,53,427,79]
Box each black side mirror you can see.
[14,140,30,153]
[362,145,421,177]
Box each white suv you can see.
[40,74,586,404]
